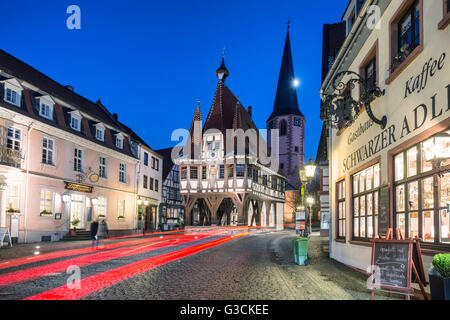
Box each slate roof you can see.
[267,30,303,121]
[0,49,156,159]
[155,147,176,181]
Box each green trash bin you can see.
[294,237,309,266]
[292,238,299,264]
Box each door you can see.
[70,194,85,229]
[144,206,152,231]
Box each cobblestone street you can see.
[0,229,397,300]
[86,230,395,300]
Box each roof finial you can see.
[287,17,291,31]
[216,50,229,82]
[196,98,201,106]
[222,47,225,59]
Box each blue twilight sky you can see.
[1,0,348,160]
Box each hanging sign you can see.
[64,181,93,193]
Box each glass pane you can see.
[440,209,450,244]
[374,215,378,237]
[339,220,343,237]
[423,211,434,243]
[421,142,433,173]
[354,197,359,217]
[367,193,373,215]
[354,218,359,237]
[422,177,434,209]
[359,172,365,193]
[368,216,373,238]
[408,181,419,211]
[397,213,406,236]
[409,212,419,238]
[374,191,379,215]
[360,217,366,238]
[366,167,373,190]
[374,164,380,188]
[360,195,366,217]
[440,172,450,208]
[406,147,417,177]
[396,184,405,212]
[353,175,359,195]
[395,153,404,181]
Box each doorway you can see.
[70,194,85,229]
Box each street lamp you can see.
[304,157,317,178]
[137,198,143,206]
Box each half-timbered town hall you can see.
[177,57,286,228]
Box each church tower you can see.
[267,27,305,190]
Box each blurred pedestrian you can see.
[90,218,99,248]
[98,219,109,239]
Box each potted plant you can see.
[40,210,52,216]
[429,253,450,300]
[70,218,80,236]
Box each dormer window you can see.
[115,133,124,149]
[37,96,55,120]
[94,123,105,142]
[69,111,82,131]
[2,78,22,107]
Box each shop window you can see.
[388,0,423,83]
[336,180,346,239]
[394,129,450,246]
[95,196,107,218]
[352,163,380,240]
[7,184,20,213]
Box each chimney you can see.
[112,113,118,121]
[65,85,74,91]
[248,106,252,118]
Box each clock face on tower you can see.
[294,117,303,127]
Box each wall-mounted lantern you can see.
[321,70,387,130]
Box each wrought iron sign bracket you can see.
[322,71,387,130]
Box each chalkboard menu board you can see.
[378,185,389,235]
[372,240,412,290]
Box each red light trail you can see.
[25,231,249,300]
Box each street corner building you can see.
[176,56,287,229]
[0,49,163,243]
[321,0,450,275]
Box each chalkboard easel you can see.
[369,228,428,300]
[0,227,13,248]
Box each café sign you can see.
[342,52,449,172]
[64,181,93,193]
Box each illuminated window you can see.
[394,130,450,246]
[352,163,380,240]
[336,180,346,239]
[118,200,125,218]
[96,196,107,217]
[7,184,20,212]
[39,188,54,214]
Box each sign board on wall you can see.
[64,182,93,193]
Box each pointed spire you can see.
[215,50,229,82]
[268,26,303,121]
